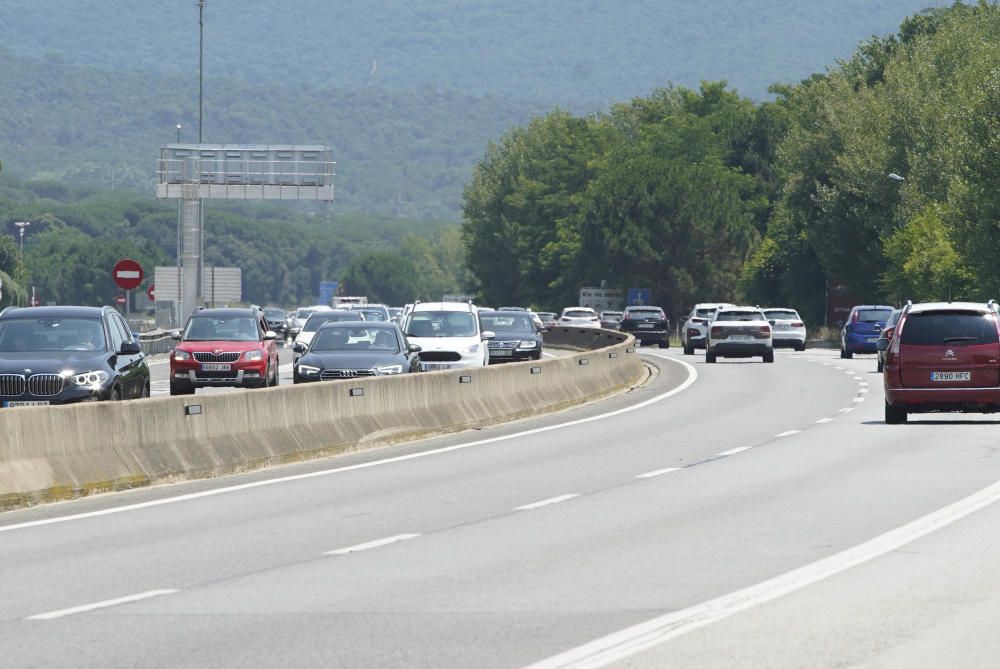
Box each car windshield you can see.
[406,311,477,337]
[695,308,718,319]
[899,311,999,346]
[537,313,557,321]
[480,314,535,333]
[0,317,107,352]
[355,308,387,321]
[264,309,284,320]
[303,313,358,332]
[602,312,623,320]
[627,309,663,318]
[184,316,260,341]
[857,309,892,322]
[312,326,399,352]
[764,310,799,321]
[717,311,764,321]
[294,309,314,320]
[564,310,594,318]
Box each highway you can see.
[4,348,1000,667]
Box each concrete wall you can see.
[0,329,644,510]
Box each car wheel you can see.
[170,383,193,396]
[683,343,693,355]
[885,400,908,425]
[840,345,852,359]
[110,386,122,401]
[763,350,774,363]
[795,343,806,352]
[658,340,668,349]
[877,358,884,373]
[140,382,150,399]
[706,350,717,364]
[272,363,280,386]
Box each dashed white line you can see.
[775,430,800,438]
[324,533,421,556]
[27,589,178,620]
[834,366,844,370]
[822,363,832,366]
[815,418,834,424]
[859,388,870,394]
[854,376,864,381]
[839,407,855,413]
[717,447,752,457]
[852,397,865,403]
[635,468,682,479]
[515,494,580,511]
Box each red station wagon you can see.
[881,300,1000,423]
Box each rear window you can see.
[856,309,892,322]
[900,311,999,346]
[627,309,664,318]
[764,310,798,321]
[564,310,595,318]
[717,311,764,322]
[695,308,717,319]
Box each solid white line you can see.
[324,533,420,556]
[775,430,800,438]
[815,418,834,424]
[635,468,682,479]
[514,494,579,511]
[522,476,1000,669]
[27,589,178,621]
[0,354,699,535]
[716,447,751,457]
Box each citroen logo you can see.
[944,350,956,360]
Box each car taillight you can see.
[687,328,700,337]
[754,325,771,338]
[851,311,859,323]
[711,326,724,337]
[692,318,706,325]
[792,321,804,328]
[759,325,770,334]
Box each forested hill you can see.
[1,0,949,106]
[0,49,542,219]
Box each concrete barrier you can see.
[0,329,644,510]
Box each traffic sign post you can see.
[113,259,144,323]
[147,283,155,301]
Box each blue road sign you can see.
[627,288,651,306]
[319,281,339,305]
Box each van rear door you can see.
[897,310,1000,388]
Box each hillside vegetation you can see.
[0,0,948,105]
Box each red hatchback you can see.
[170,307,280,395]
[881,301,1000,423]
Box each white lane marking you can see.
[635,468,682,479]
[859,388,870,394]
[324,533,421,556]
[822,363,832,366]
[0,354,699,535]
[839,408,855,413]
[27,589,178,621]
[852,397,865,403]
[860,382,869,387]
[514,494,579,511]
[775,430,800,438]
[834,366,844,370]
[815,418,834,424]
[716,447,751,457]
[853,376,863,381]
[522,476,1000,669]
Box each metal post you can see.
[198,0,205,144]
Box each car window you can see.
[355,308,387,321]
[764,310,799,321]
[695,308,717,319]
[717,311,764,321]
[312,326,399,352]
[108,315,127,351]
[627,309,664,318]
[480,314,534,333]
[564,310,595,318]
[899,311,999,346]
[0,317,107,352]
[184,316,260,341]
[295,309,314,319]
[405,311,477,338]
[303,313,360,332]
[856,309,893,322]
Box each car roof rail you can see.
[988,299,998,312]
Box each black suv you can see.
[619,306,670,348]
[0,305,150,406]
[479,310,544,363]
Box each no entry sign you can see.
[113,258,144,291]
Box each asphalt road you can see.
[4,347,1000,667]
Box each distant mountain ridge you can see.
[0,0,951,106]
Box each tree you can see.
[340,251,423,306]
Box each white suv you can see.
[705,306,774,363]
[403,302,494,371]
[681,302,732,355]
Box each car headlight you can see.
[517,340,538,350]
[296,364,320,376]
[466,343,480,353]
[69,370,110,387]
[173,349,191,361]
[244,350,264,361]
[375,364,403,375]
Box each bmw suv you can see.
[881,301,1000,424]
[170,307,280,394]
[0,305,150,406]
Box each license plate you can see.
[490,349,513,357]
[638,324,655,329]
[201,363,231,371]
[776,324,790,330]
[728,335,751,341]
[3,401,50,407]
[931,371,971,382]
[422,363,450,371]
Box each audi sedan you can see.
[293,321,421,383]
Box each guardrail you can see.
[138,332,176,356]
[0,328,645,510]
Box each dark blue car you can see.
[840,305,894,358]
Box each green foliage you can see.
[882,204,973,302]
[0,235,28,307]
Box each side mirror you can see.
[876,339,890,351]
[408,343,423,353]
[293,342,307,354]
[769,320,776,326]
[171,331,182,341]
[120,341,142,355]
[264,330,278,340]
[481,330,496,341]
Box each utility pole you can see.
[199,0,205,143]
